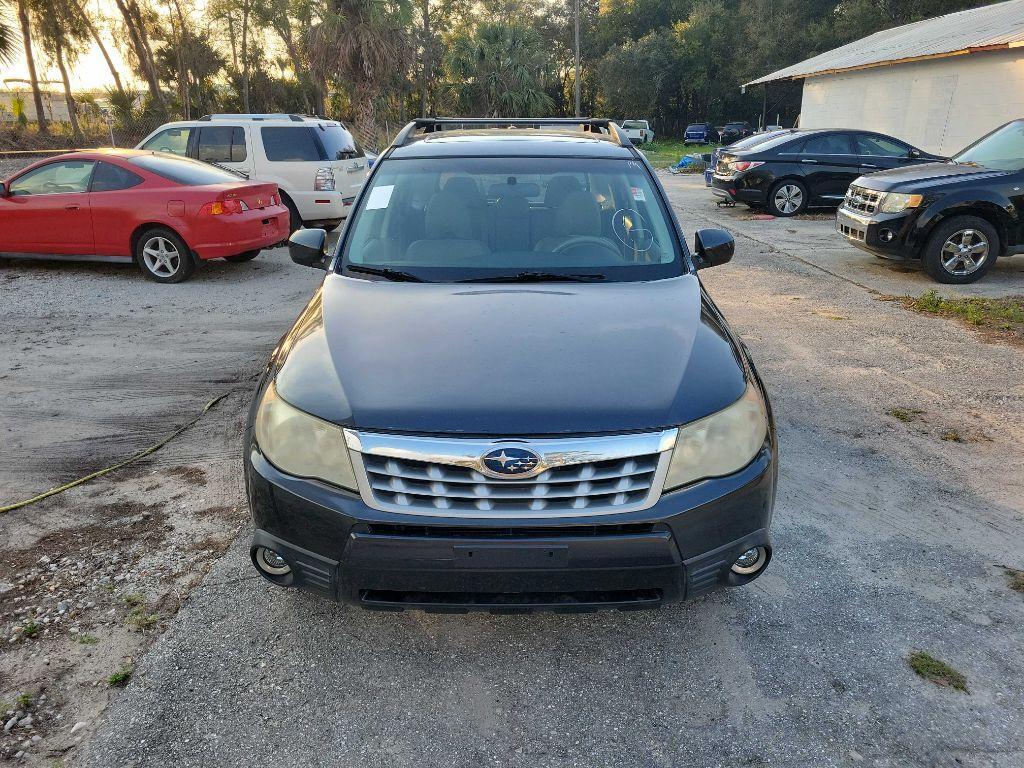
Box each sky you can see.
[1,0,141,92]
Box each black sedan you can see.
[711,129,945,217]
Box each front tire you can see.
[135,228,195,283]
[922,215,998,284]
[767,179,808,217]
[225,250,260,263]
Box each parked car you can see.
[245,117,776,611]
[718,122,754,144]
[0,150,289,283]
[705,129,795,187]
[684,122,718,145]
[837,119,1024,283]
[137,114,368,233]
[711,129,944,217]
[621,119,655,144]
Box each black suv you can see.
[837,119,1024,283]
[244,118,776,612]
[712,129,943,217]
[718,122,753,144]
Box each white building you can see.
[745,0,1024,156]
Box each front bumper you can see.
[835,206,917,259]
[244,440,776,612]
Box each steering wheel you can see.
[552,236,621,260]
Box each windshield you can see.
[129,154,239,185]
[953,120,1024,171]
[622,121,646,129]
[728,131,788,150]
[340,156,684,282]
[318,124,363,160]
[686,124,706,131]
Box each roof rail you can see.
[391,118,631,148]
[198,113,313,122]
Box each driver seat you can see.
[534,191,604,253]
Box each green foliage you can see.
[907,650,968,692]
[106,665,133,687]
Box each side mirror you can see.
[289,228,328,269]
[0,182,7,198]
[694,229,734,269]
[908,149,921,159]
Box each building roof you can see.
[745,0,1024,86]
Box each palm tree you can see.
[308,0,414,144]
[34,0,90,142]
[15,0,46,132]
[0,1,17,65]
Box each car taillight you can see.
[199,199,244,215]
[732,161,765,172]
[314,168,335,191]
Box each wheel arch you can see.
[130,222,193,259]
[921,200,1014,256]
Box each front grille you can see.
[364,522,657,538]
[838,222,866,241]
[361,453,660,514]
[844,185,881,214]
[346,430,675,518]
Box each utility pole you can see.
[573,0,581,117]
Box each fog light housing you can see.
[879,228,894,243]
[254,546,291,576]
[731,546,767,575]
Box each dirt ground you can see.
[1,173,1023,768]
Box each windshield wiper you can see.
[345,264,424,282]
[460,271,606,283]
[200,159,249,179]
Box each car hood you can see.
[855,161,1010,192]
[272,274,748,436]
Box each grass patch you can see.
[888,407,925,423]
[905,291,1024,345]
[106,666,133,687]
[1004,567,1024,594]
[908,650,968,692]
[21,621,40,639]
[122,593,145,607]
[16,693,33,710]
[641,139,716,169]
[75,633,100,645]
[126,608,159,632]
[941,429,964,443]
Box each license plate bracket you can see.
[453,544,569,568]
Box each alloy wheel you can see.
[774,184,803,215]
[940,229,989,276]
[141,236,181,278]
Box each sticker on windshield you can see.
[365,184,394,210]
[612,208,655,253]
[631,186,646,203]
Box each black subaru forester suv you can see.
[837,119,1024,283]
[244,118,777,612]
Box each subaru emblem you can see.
[480,447,542,478]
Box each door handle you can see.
[65,204,80,210]
[861,163,878,169]
[800,159,818,164]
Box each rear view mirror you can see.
[694,229,735,269]
[289,228,328,269]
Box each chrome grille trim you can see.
[843,185,882,215]
[345,430,677,518]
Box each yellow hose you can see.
[0,392,233,515]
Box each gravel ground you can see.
[4,175,1024,767]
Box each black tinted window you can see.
[198,126,247,163]
[318,125,363,159]
[855,134,909,157]
[801,134,853,154]
[261,127,323,161]
[91,161,144,192]
[129,154,239,185]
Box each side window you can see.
[801,134,853,155]
[261,127,323,162]
[91,161,145,192]
[855,134,910,157]
[140,127,192,156]
[9,160,95,196]
[198,126,247,163]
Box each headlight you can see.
[663,383,768,491]
[879,192,923,213]
[254,381,357,490]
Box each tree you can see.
[443,21,554,117]
[15,0,46,132]
[112,0,165,109]
[76,1,124,92]
[34,0,91,142]
[0,1,16,65]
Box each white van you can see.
[137,114,368,232]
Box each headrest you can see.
[424,191,475,239]
[443,176,483,205]
[544,175,582,207]
[555,191,602,236]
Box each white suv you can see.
[137,114,368,232]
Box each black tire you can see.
[134,227,195,284]
[282,195,303,235]
[922,215,998,284]
[767,179,808,217]
[225,250,261,263]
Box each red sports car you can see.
[0,149,291,283]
